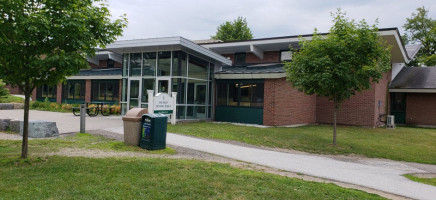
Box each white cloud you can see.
[106,0,436,40]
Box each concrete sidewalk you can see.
[0,109,123,133]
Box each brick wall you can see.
[373,72,391,126]
[246,52,280,64]
[263,78,316,126]
[406,93,436,125]
[5,85,23,95]
[316,72,391,127]
[85,79,91,102]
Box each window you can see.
[172,51,187,77]
[37,84,57,100]
[63,80,85,100]
[143,52,156,76]
[129,53,141,76]
[234,53,246,65]
[157,51,171,76]
[280,51,292,61]
[107,59,114,68]
[216,80,264,108]
[91,80,119,102]
[188,55,208,80]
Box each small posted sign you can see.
[153,93,174,114]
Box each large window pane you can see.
[172,51,187,77]
[216,83,227,106]
[187,79,207,105]
[129,53,141,76]
[228,83,238,106]
[251,83,264,107]
[188,55,207,80]
[157,51,171,76]
[172,78,186,104]
[91,80,119,102]
[239,83,252,107]
[141,79,155,103]
[143,52,156,76]
[64,80,85,100]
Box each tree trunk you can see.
[333,107,337,146]
[21,85,31,159]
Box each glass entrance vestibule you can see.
[120,50,215,120]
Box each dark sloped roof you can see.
[216,63,285,74]
[76,68,122,76]
[390,67,436,89]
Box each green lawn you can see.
[404,174,436,186]
[0,133,175,158]
[0,95,24,103]
[0,133,385,199]
[168,122,436,164]
[0,156,384,200]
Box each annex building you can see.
[24,27,436,127]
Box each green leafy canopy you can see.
[0,0,127,91]
[212,16,253,42]
[284,9,391,107]
[403,6,436,66]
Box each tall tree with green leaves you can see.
[212,16,253,41]
[0,0,127,158]
[284,10,391,146]
[403,7,436,66]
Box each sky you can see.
[106,0,436,41]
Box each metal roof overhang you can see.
[215,72,286,79]
[105,37,232,66]
[389,89,436,93]
[202,28,410,63]
[87,51,122,65]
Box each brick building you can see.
[29,28,432,127]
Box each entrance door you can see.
[156,78,171,94]
[391,93,406,124]
[128,79,141,110]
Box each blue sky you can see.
[106,0,436,40]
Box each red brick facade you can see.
[5,85,23,95]
[263,78,316,126]
[316,73,391,127]
[246,52,280,64]
[406,93,436,126]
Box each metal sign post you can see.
[80,103,86,133]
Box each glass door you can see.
[156,77,171,94]
[128,79,142,110]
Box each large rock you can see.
[9,119,21,132]
[13,103,24,109]
[19,121,59,138]
[0,103,14,110]
[0,119,11,131]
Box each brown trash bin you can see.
[122,108,148,146]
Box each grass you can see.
[0,156,385,199]
[0,95,24,103]
[404,174,436,186]
[0,133,175,158]
[167,122,436,164]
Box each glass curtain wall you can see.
[121,50,214,121]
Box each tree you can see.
[284,10,391,146]
[0,80,10,98]
[403,7,436,66]
[0,0,127,158]
[212,16,253,41]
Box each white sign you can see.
[153,93,174,114]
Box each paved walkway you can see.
[1,110,436,199]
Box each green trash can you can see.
[139,113,168,150]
